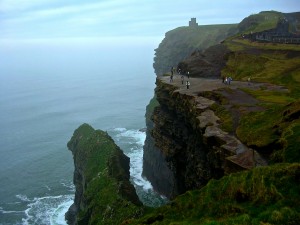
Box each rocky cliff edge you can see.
[143,76,270,198]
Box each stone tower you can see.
[189,18,198,27]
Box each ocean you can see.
[0,38,165,225]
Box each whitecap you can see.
[20,194,73,225]
[16,194,32,202]
[45,185,51,191]
[0,209,24,214]
[60,181,75,192]
[113,127,126,132]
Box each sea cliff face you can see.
[65,124,142,225]
[143,77,268,198]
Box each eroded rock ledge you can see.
[65,124,142,225]
[143,76,267,198]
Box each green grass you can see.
[236,105,282,149]
[242,88,295,104]
[238,11,282,34]
[145,95,159,126]
[280,122,300,163]
[220,35,300,162]
[128,163,300,225]
[228,39,300,51]
[210,103,234,133]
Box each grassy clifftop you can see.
[220,33,300,163]
[238,11,300,34]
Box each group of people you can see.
[222,75,252,85]
[170,67,190,89]
[170,69,253,90]
[222,76,233,85]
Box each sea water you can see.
[0,38,165,225]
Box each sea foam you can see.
[110,128,167,206]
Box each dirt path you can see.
[162,75,289,131]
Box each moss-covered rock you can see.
[65,124,143,225]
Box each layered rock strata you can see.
[65,124,142,225]
[143,77,267,198]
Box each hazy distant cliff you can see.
[153,23,238,76]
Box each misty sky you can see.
[1,0,299,41]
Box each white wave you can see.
[117,129,146,146]
[111,128,153,192]
[50,199,73,225]
[113,127,126,132]
[21,194,73,225]
[0,209,24,214]
[16,194,32,202]
[60,181,75,192]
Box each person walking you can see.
[186,80,190,89]
[181,75,184,84]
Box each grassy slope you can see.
[216,10,300,162]
[220,36,300,162]
[237,11,283,34]
[128,163,300,225]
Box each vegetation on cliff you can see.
[237,11,300,34]
[140,10,300,225]
[220,26,300,163]
[237,11,283,34]
[66,124,143,225]
[129,163,300,225]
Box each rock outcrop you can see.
[177,44,231,78]
[65,124,142,225]
[143,77,267,198]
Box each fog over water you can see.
[0,38,164,224]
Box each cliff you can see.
[65,124,143,225]
[65,11,300,224]
[144,10,300,198]
[143,77,271,198]
[153,24,238,76]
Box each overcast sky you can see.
[0,0,299,41]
